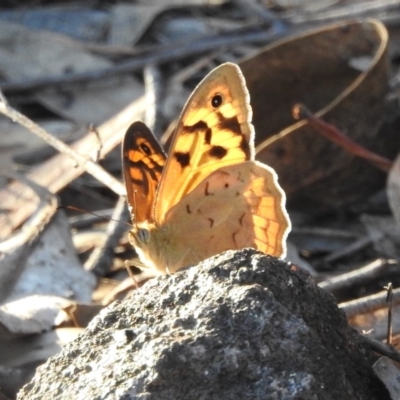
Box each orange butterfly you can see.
[123,63,290,276]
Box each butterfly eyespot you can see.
[138,228,150,243]
[211,94,223,108]
[140,143,152,156]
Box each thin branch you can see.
[144,64,164,139]
[361,334,400,364]
[319,259,397,292]
[84,197,130,277]
[385,283,393,345]
[339,287,400,317]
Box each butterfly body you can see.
[123,63,290,277]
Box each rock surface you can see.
[18,249,389,400]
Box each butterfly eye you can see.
[211,94,223,108]
[140,143,152,155]
[138,228,150,243]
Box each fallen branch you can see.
[339,286,400,317]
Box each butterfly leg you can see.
[125,260,140,288]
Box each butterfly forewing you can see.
[122,122,167,224]
[154,63,255,223]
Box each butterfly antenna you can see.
[59,205,132,228]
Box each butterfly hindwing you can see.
[122,122,166,224]
[154,63,255,223]
[162,161,289,271]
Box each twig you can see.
[291,227,359,239]
[144,64,164,139]
[385,283,393,345]
[292,104,393,173]
[339,287,400,317]
[361,334,400,364]
[319,259,397,292]
[84,197,130,277]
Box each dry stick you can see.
[0,28,287,94]
[144,64,164,139]
[84,196,130,277]
[291,227,359,239]
[0,97,125,197]
[361,334,400,364]
[319,258,397,292]
[339,287,400,318]
[292,104,393,172]
[386,283,393,345]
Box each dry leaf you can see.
[0,21,109,80]
[241,20,396,211]
[0,211,96,304]
[0,5,108,42]
[0,21,144,125]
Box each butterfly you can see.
[122,62,290,276]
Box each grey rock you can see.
[18,249,389,400]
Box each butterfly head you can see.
[128,222,165,274]
[129,221,152,247]
[129,221,187,275]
